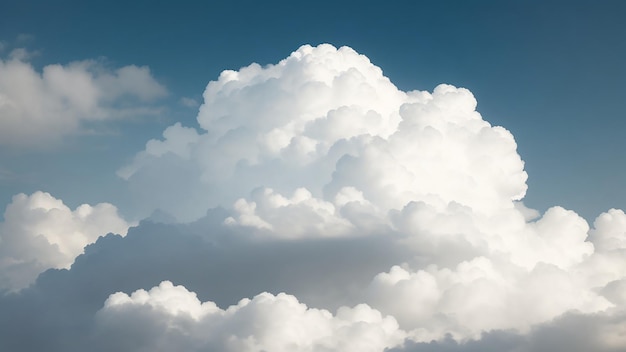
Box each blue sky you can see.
[1,0,624,221]
[2,1,626,351]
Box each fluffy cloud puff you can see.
[0,191,132,291]
[0,51,167,147]
[120,44,526,222]
[94,280,406,352]
[365,204,626,341]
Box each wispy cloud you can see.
[0,54,167,148]
[179,96,199,108]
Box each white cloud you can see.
[0,54,167,147]
[121,44,526,223]
[1,44,626,351]
[112,44,626,350]
[366,256,612,341]
[0,191,133,291]
[224,187,356,238]
[363,204,625,341]
[95,280,406,352]
[589,208,626,252]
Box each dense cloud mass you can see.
[0,50,167,147]
[2,44,626,351]
[120,44,526,222]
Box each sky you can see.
[1,1,626,351]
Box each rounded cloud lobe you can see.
[0,191,132,291]
[95,280,405,352]
[2,44,626,351]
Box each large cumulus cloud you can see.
[113,43,626,350]
[2,44,626,352]
[120,44,526,222]
[0,49,167,147]
[114,44,626,348]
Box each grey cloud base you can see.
[388,310,626,352]
[0,218,411,351]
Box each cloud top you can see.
[121,44,527,223]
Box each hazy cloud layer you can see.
[1,44,626,351]
[388,309,626,352]
[0,52,167,147]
